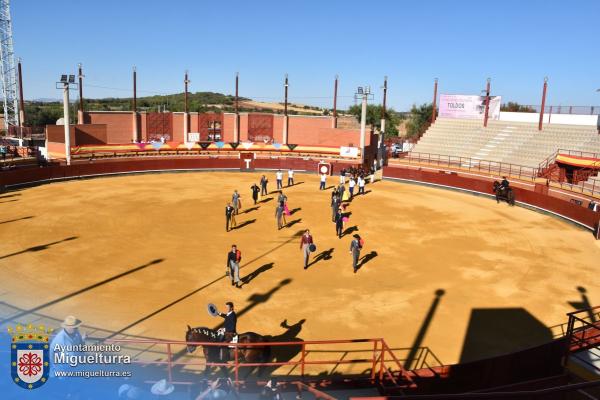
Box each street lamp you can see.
[56,74,78,166]
[354,86,374,164]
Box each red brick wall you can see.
[86,112,133,143]
[46,124,108,145]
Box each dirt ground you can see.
[0,172,599,370]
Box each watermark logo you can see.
[8,324,53,390]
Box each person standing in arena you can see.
[251,183,260,205]
[225,203,235,232]
[275,202,285,230]
[260,175,269,196]
[349,234,363,273]
[287,169,294,186]
[226,245,242,288]
[348,177,356,199]
[299,229,314,269]
[357,175,366,195]
[335,207,344,238]
[232,190,242,215]
[331,191,340,222]
[320,173,327,190]
[276,170,283,190]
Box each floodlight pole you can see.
[283,74,289,144]
[132,66,138,142]
[483,78,491,128]
[77,63,84,124]
[62,81,71,165]
[234,72,239,142]
[332,75,338,128]
[360,89,368,164]
[184,70,190,142]
[431,78,438,123]
[539,77,548,131]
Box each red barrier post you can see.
[166,343,173,383]
[379,345,385,381]
[301,343,306,377]
[371,340,378,382]
[234,344,239,385]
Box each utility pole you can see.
[132,66,138,142]
[483,78,491,128]
[17,58,24,128]
[234,72,239,142]
[381,76,387,134]
[539,77,548,131]
[283,74,289,144]
[184,70,190,142]
[77,63,84,124]
[431,78,438,123]
[332,74,338,128]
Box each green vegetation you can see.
[347,104,402,137]
[404,103,433,138]
[500,102,536,113]
[23,91,333,127]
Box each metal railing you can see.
[506,105,600,116]
[105,337,416,388]
[398,152,539,181]
[537,149,600,198]
[565,306,600,353]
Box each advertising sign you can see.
[439,94,501,120]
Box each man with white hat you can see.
[50,315,86,371]
[51,315,86,348]
[151,379,175,396]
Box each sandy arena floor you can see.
[0,172,599,369]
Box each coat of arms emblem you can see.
[8,324,52,390]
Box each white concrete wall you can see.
[499,111,599,126]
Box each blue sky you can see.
[13,0,600,110]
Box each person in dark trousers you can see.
[225,203,235,232]
[226,245,242,288]
[338,183,346,202]
[350,234,363,273]
[287,169,294,186]
[320,173,327,190]
[260,175,269,196]
[300,229,314,269]
[217,302,237,360]
[217,302,237,337]
[331,192,340,222]
[335,207,344,238]
[500,176,510,191]
[251,184,260,205]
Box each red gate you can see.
[146,112,173,142]
[248,113,274,143]
[198,113,223,142]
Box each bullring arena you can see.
[1,61,600,400]
[1,154,600,391]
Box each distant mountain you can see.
[29,98,61,103]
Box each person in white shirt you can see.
[339,173,345,185]
[287,169,294,186]
[358,176,366,195]
[320,173,327,190]
[348,177,356,198]
[276,170,283,189]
